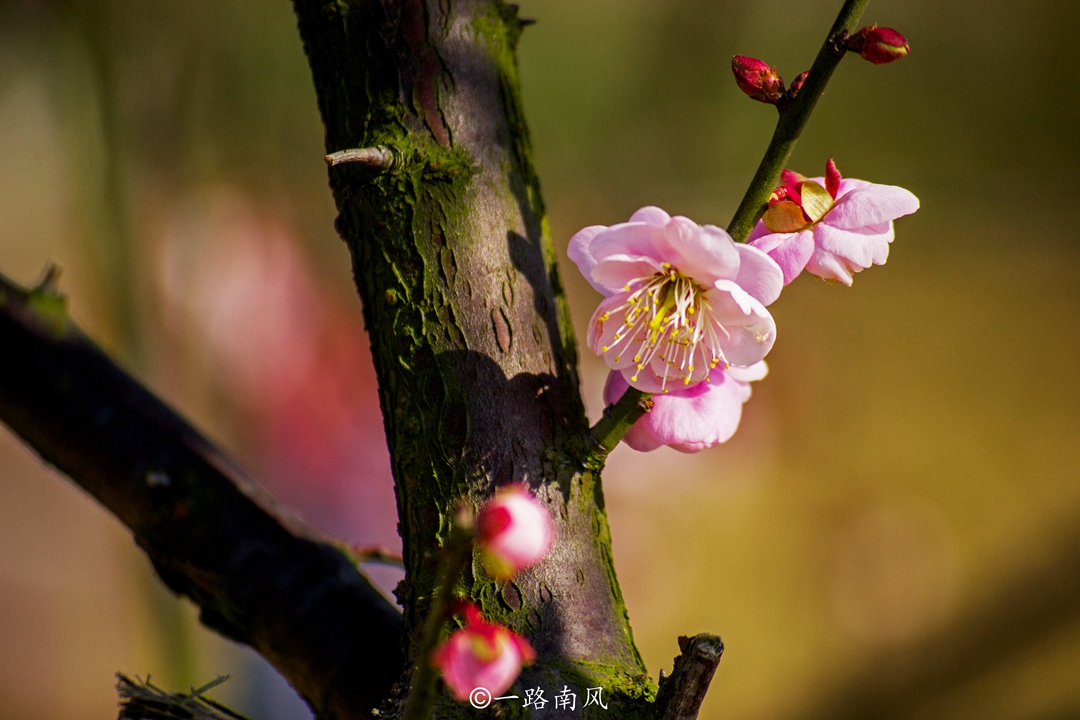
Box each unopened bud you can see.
[788,70,810,98]
[846,25,910,65]
[732,55,785,104]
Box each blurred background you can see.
[1,0,1078,718]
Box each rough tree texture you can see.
[292,0,657,716]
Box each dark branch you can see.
[654,634,725,720]
[0,271,403,720]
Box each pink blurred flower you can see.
[568,207,783,393]
[748,159,919,286]
[477,484,553,581]
[431,603,535,701]
[604,361,768,453]
[158,192,397,546]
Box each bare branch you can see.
[654,634,725,720]
[0,271,403,720]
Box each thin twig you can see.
[116,674,249,720]
[325,146,395,169]
[727,0,871,243]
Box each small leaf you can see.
[762,201,811,233]
[800,181,834,223]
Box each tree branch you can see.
[0,270,403,720]
[654,634,725,720]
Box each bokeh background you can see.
[2,0,1079,718]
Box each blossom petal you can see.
[805,246,858,286]
[590,254,664,292]
[630,361,685,394]
[587,293,640,367]
[734,243,784,304]
[826,184,919,229]
[835,177,871,199]
[657,376,747,452]
[707,281,777,367]
[567,225,608,295]
[629,206,672,226]
[624,423,664,452]
[590,222,664,264]
[746,219,772,244]
[813,221,893,270]
[726,359,769,383]
[747,229,815,285]
[605,362,766,453]
[655,218,741,285]
[586,293,623,351]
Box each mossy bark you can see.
[292,0,655,716]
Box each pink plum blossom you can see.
[568,207,783,393]
[431,602,535,701]
[604,361,768,453]
[748,159,919,286]
[476,484,553,581]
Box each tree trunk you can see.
[292,0,656,716]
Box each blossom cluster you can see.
[431,485,553,701]
[568,167,917,453]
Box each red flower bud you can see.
[731,55,785,104]
[847,25,910,65]
[788,70,809,98]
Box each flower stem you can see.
[401,523,474,720]
[589,387,655,457]
[726,0,872,243]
